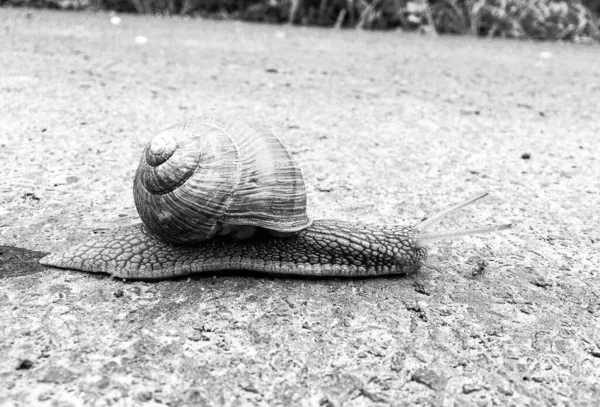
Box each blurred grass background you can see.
[2,0,599,42]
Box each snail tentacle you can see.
[416,193,514,244]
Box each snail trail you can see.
[0,246,48,278]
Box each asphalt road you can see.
[1,8,599,406]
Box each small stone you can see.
[302,321,310,329]
[360,389,388,403]
[438,307,453,316]
[413,281,431,296]
[38,391,54,401]
[113,290,124,298]
[411,368,447,391]
[331,357,348,368]
[587,299,598,314]
[239,380,259,393]
[519,307,531,314]
[390,352,404,372]
[97,376,110,389]
[470,258,488,277]
[405,301,422,312]
[319,397,334,407]
[491,375,514,395]
[529,275,552,288]
[588,348,600,358]
[137,390,153,401]
[187,333,206,342]
[462,383,482,394]
[16,359,34,370]
[316,185,333,192]
[497,384,514,395]
[22,192,41,202]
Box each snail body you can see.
[40,116,512,280]
[39,221,425,280]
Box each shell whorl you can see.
[134,116,311,244]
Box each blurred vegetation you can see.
[2,0,599,41]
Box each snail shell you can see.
[133,116,311,244]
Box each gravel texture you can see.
[1,8,599,406]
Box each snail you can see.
[39,116,513,280]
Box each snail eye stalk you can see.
[416,193,514,244]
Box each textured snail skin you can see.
[39,220,427,280]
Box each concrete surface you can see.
[1,8,599,406]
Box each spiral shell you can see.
[133,116,311,244]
